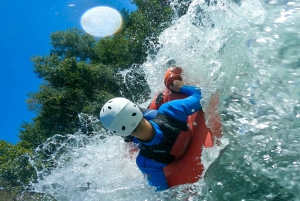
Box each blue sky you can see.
[0,0,136,144]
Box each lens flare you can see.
[81,6,123,37]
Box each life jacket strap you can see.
[139,113,189,164]
[140,143,175,164]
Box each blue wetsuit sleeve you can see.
[159,86,202,122]
[132,137,140,145]
[136,154,168,191]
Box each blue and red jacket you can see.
[134,85,202,191]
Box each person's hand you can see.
[169,80,184,92]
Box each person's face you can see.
[130,119,142,137]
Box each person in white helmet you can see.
[100,79,202,191]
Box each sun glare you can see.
[81,6,123,37]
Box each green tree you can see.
[0,141,35,190]
[21,56,120,146]
[92,34,133,68]
[123,0,173,61]
[50,27,96,61]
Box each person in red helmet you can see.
[149,66,187,110]
[164,66,183,89]
[150,66,221,139]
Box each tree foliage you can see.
[50,28,96,61]
[0,141,35,189]
[22,55,120,146]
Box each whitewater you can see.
[26,0,300,200]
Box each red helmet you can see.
[164,67,183,89]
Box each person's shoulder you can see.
[141,108,159,120]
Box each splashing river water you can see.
[28,0,300,200]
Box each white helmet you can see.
[100,97,143,136]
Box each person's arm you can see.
[159,84,202,122]
[136,154,169,191]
